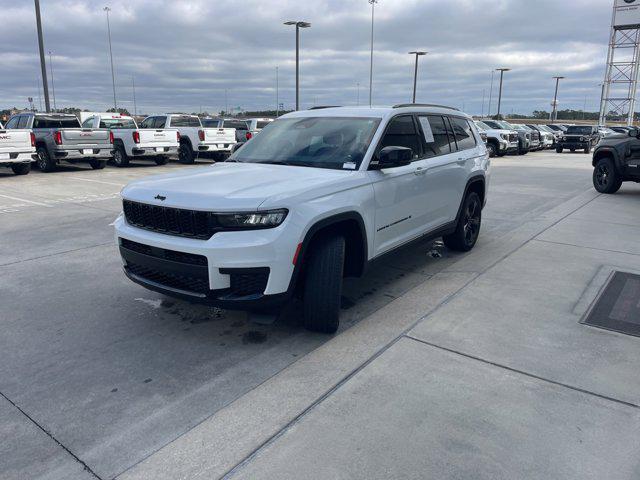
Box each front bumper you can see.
[498,140,519,153]
[114,215,299,309]
[53,147,111,160]
[559,141,589,149]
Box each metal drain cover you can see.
[582,271,640,337]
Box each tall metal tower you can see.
[599,0,640,126]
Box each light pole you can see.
[487,70,494,118]
[550,76,565,122]
[34,0,51,112]
[276,66,279,116]
[357,82,360,106]
[132,76,137,116]
[284,21,311,111]
[496,68,510,118]
[104,6,117,110]
[368,0,377,107]
[48,51,57,111]
[408,51,427,103]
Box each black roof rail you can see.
[308,105,341,110]
[393,103,460,111]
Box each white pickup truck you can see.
[82,113,179,167]
[148,114,237,163]
[0,120,36,175]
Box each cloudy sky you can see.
[0,0,613,115]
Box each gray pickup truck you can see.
[6,113,112,172]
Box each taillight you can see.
[109,131,114,144]
[132,131,140,144]
[245,131,253,141]
[54,131,62,145]
[177,131,181,142]
[198,129,205,141]
[30,132,36,147]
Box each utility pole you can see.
[276,66,279,116]
[48,51,57,111]
[481,89,486,118]
[34,0,51,112]
[368,0,377,107]
[104,6,117,110]
[357,82,360,106]
[225,88,228,115]
[408,51,427,103]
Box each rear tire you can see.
[584,145,591,154]
[443,192,482,252]
[179,142,195,164]
[89,159,107,170]
[154,156,169,165]
[113,144,130,167]
[36,146,56,172]
[593,157,622,194]
[486,143,497,158]
[11,163,31,175]
[303,235,345,334]
[556,147,563,153]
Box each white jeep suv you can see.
[115,105,490,333]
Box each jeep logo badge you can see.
[154,195,166,201]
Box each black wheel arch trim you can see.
[592,147,619,168]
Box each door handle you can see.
[414,167,427,175]
[456,157,466,165]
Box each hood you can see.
[121,162,358,211]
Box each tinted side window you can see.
[153,117,166,128]
[418,115,451,157]
[224,120,248,130]
[4,116,20,129]
[379,115,422,159]
[83,118,94,128]
[16,116,29,129]
[450,117,476,151]
[444,117,459,152]
[58,117,81,128]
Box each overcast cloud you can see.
[0,0,613,115]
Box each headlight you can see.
[500,134,508,140]
[562,136,567,141]
[580,136,585,141]
[217,209,288,229]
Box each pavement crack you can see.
[533,238,640,257]
[0,242,113,267]
[0,390,103,479]
[404,335,640,410]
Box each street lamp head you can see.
[496,68,511,72]
[553,76,566,80]
[409,51,428,56]
[284,21,311,28]
[368,0,378,4]
[103,6,110,12]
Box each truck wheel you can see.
[154,156,169,165]
[593,157,622,194]
[496,151,507,157]
[303,235,345,334]
[584,145,591,154]
[11,163,31,175]
[113,144,130,167]
[444,192,482,252]
[570,148,575,152]
[89,159,107,170]
[556,147,563,153]
[486,143,497,158]
[36,146,56,172]
[179,143,195,164]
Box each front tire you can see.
[113,144,130,167]
[11,163,31,175]
[584,145,591,154]
[444,192,482,252]
[486,143,497,158]
[89,159,107,170]
[36,146,56,172]
[556,147,563,153]
[593,157,622,194]
[303,235,345,334]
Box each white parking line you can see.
[0,193,51,207]
[63,176,125,187]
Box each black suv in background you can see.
[592,127,640,193]
[556,126,600,154]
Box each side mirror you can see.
[370,146,413,170]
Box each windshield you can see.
[510,124,526,131]
[496,121,513,130]
[475,121,490,130]
[230,116,381,170]
[566,126,592,135]
[537,125,553,133]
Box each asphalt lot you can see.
[0,151,603,479]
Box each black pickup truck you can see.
[556,125,600,154]
[592,128,640,193]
